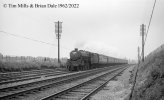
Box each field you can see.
[0,54,67,72]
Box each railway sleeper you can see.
[64,92,87,96]
[57,96,81,100]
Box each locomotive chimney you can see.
[75,48,78,51]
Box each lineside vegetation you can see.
[0,54,67,72]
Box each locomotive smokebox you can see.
[70,48,80,61]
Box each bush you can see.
[132,46,164,100]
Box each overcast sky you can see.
[0,0,164,60]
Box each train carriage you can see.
[98,54,108,64]
[90,53,99,64]
[107,57,115,63]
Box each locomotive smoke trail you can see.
[75,41,124,58]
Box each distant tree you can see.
[0,53,3,60]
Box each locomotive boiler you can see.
[67,48,128,71]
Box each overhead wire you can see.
[0,31,70,50]
[144,0,157,45]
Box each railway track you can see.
[41,66,127,100]
[0,69,69,85]
[0,69,56,78]
[0,65,128,100]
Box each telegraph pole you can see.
[140,24,146,62]
[138,47,140,64]
[57,21,60,64]
[55,21,62,65]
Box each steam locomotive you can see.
[66,48,128,71]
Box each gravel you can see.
[90,65,135,100]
